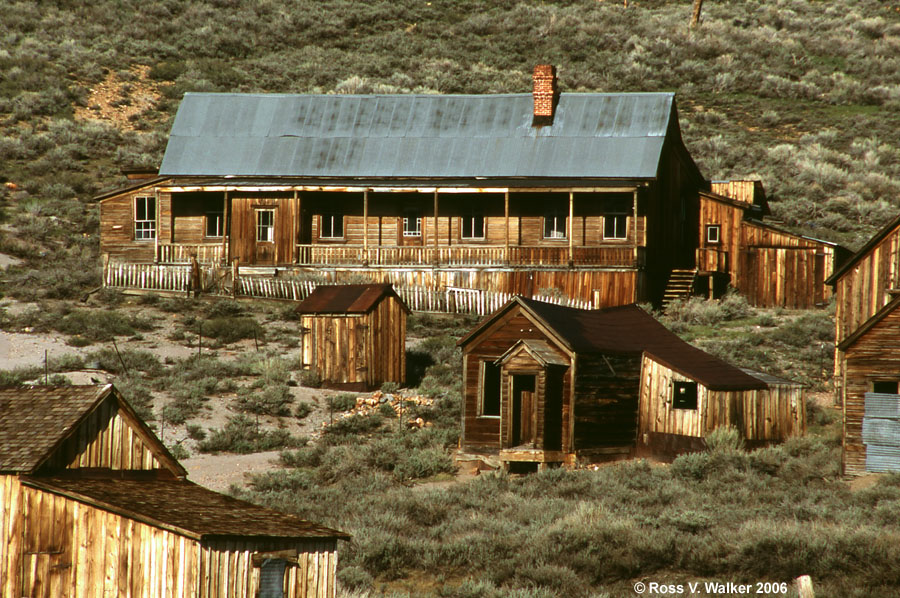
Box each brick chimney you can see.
[532,64,558,126]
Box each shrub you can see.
[233,384,294,416]
[327,393,357,412]
[195,316,262,345]
[299,370,322,388]
[294,401,315,419]
[186,424,207,441]
[198,415,308,454]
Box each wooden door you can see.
[511,374,536,446]
[255,208,276,264]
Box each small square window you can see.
[873,380,900,394]
[206,212,224,238]
[461,214,484,239]
[604,214,627,239]
[321,213,343,239]
[707,224,721,244]
[672,381,698,410]
[543,212,566,239]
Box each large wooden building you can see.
[457,297,804,468]
[296,283,409,390]
[827,214,900,474]
[98,66,706,307]
[695,180,849,308]
[0,385,348,598]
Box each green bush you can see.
[195,316,262,345]
[327,393,357,412]
[198,415,307,454]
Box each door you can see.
[511,374,536,446]
[255,208,276,264]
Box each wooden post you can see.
[363,189,369,266]
[291,190,298,264]
[190,256,201,297]
[222,190,229,264]
[504,191,510,265]
[795,576,814,598]
[154,188,160,263]
[633,188,639,266]
[433,190,439,264]
[232,259,239,298]
[690,0,703,27]
[568,191,574,266]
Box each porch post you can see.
[633,188,639,266]
[568,191,574,266]
[433,190,439,265]
[295,190,302,264]
[222,190,229,264]
[154,188,160,263]
[363,189,369,266]
[504,191,510,265]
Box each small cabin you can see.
[0,384,348,598]
[457,297,804,468]
[297,284,409,390]
[637,355,805,458]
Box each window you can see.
[134,196,156,240]
[481,361,501,416]
[603,214,627,240]
[706,224,721,244]
[403,209,422,237]
[256,210,275,242]
[873,380,900,394]
[206,211,224,238]
[543,212,567,239]
[672,381,698,410]
[258,559,286,598]
[461,214,485,239]
[320,213,343,239]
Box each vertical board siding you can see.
[573,353,641,449]
[39,397,162,472]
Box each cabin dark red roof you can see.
[296,283,409,315]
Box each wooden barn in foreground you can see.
[457,297,804,468]
[0,384,348,598]
[296,283,409,390]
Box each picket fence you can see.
[103,262,593,316]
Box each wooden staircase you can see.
[662,269,697,309]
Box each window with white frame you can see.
[543,211,567,239]
[256,210,275,243]
[603,214,627,240]
[706,224,721,244]
[134,196,156,240]
[206,211,224,238]
[320,213,343,239]
[461,213,485,240]
[403,209,422,237]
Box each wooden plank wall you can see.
[39,397,163,472]
[697,195,744,274]
[100,189,169,262]
[461,309,572,451]
[368,296,406,387]
[638,356,804,443]
[1,476,24,598]
[230,194,298,265]
[842,306,900,475]
[573,353,641,449]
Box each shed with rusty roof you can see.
[457,297,805,467]
[296,283,409,390]
[0,384,347,598]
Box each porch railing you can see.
[157,243,226,264]
[295,244,644,268]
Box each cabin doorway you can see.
[511,374,536,446]
[255,208,276,264]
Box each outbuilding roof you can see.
[21,477,349,541]
[296,283,409,315]
[0,385,184,476]
[159,92,682,180]
[460,297,768,391]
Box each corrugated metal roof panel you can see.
[866,444,900,473]
[159,92,677,179]
[865,393,900,419]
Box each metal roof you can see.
[296,283,409,315]
[159,92,676,179]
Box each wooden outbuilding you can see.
[695,180,849,308]
[457,297,804,467]
[0,384,348,598]
[296,283,409,390]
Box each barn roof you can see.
[21,477,349,541]
[459,298,767,391]
[296,283,409,315]
[159,92,686,180]
[0,385,184,476]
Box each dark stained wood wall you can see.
[572,353,641,449]
[300,295,406,389]
[842,306,900,475]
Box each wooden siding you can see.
[100,189,171,263]
[0,478,337,598]
[461,309,572,451]
[638,356,805,443]
[39,396,164,472]
[842,306,900,475]
[572,353,641,449]
[229,194,298,265]
[301,296,406,389]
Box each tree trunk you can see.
[690,0,704,27]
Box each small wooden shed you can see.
[0,384,348,598]
[458,297,805,467]
[297,284,409,390]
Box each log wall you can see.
[0,478,338,598]
[842,306,900,475]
